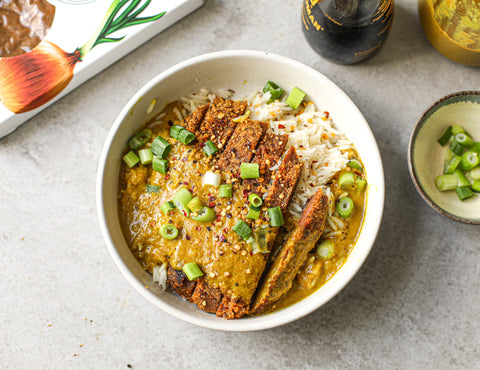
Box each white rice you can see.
[180,89,352,220]
[152,264,167,291]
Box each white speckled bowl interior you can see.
[97,50,385,331]
[408,92,480,224]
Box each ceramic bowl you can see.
[408,91,480,224]
[97,50,385,331]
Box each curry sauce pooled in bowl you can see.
[118,83,367,319]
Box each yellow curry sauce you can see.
[119,101,366,314]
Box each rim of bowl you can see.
[97,50,385,331]
[408,90,480,225]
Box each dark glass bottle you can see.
[301,0,394,64]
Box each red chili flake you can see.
[219,234,227,243]
[223,227,229,233]
[325,111,330,118]
[165,175,170,180]
[309,183,315,187]
[182,210,188,217]
[216,215,221,223]
[242,189,249,198]
[312,160,318,163]
[278,124,286,129]
[149,220,156,227]
[172,157,177,161]
[186,234,191,240]
[196,226,202,231]
[209,202,216,208]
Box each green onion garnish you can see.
[347,159,363,172]
[286,87,306,109]
[451,125,466,135]
[219,184,233,198]
[455,186,473,201]
[160,224,178,240]
[472,142,480,154]
[316,240,334,259]
[453,169,471,187]
[190,206,216,222]
[444,155,462,174]
[138,148,153,165]
[435,174,458,191]
[187,197,203,213]
[248,193,263,207]
[460,150,479,171]
[468,167,480,181]
[202,140,218,156]
[178,129,195,145]
[437,126,452,146]
[123,151,140,168]
[161,201,175,214]
[240,163,260,179]
[338,171,355,190]
[174,187,193,217]
[263,81,285,104]
[128,129,152,150]
[151,136,171,159]
[182,262,204,281]
[146,184,160,193]
[268,206,284,227]
[152,157,168,175]
[246,206,260,220]
[472,180,480,192]
[232,220,252,240]
[337,196,354,218]
[170,125,184,139]
[455,133,474,147]
[449,140,465,156]
[355,175,367,193]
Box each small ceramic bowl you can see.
[97,50,385,331]
[408,91,480,224]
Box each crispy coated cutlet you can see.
[167,266,196,302]
[181,103,209,133]
[191,279,223,313]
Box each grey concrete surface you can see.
[1,1,480,368]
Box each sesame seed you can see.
[224,272,230,277]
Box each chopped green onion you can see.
[451,125,465,135]
[286,87,306,109]
[268,206,284,227]
[252,226,269,254]
[453,169,471,187]
[316,239,334,259]
[445,149,456,162]
[219,184,233,198]
[455,133,474,147]
[460,150,479,171]
[160,224,178,240]
[248,193,263,207]
[178,129,195,145]
[191,206,216,222]
[263,81,285,104]
[435,174,458,191]
[444,155,462,174]
[472,142,480,154]
[455,186,473,201]
[161,201,175,214]
[182,262,204,281]
[355,175,367,193]
[203,171,221,187]
[128,129,152,150]
[233,110,251,123]
[467,167,480,181]
[338,171,355,190]
[246,206,260,220]
[152,157,168,175]
[151,136,171,159]
[138,148,153,165]
[240,163,260,179]
[169,125,184,139]
[471,180,480,192]
[449,140,465,156]
[347,159,363,172]
[187,197,203,212]
[146,184,160,193]
[203,140,218,156]
[174,187,193,217]
[232,220,252,240]
[123,151,140,168]
[437,126,452,146]
[337,196,354,218]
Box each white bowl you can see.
[97,50,385,331]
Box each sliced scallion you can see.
[138,148,153,165]
[203,171,221,187]
[460,150,479,171]
[453,169,471,187]
[263,81,285,104]
[472,142,480,154]
[178,129,195,145]
[471,180,480,192]
[347,159,363,172]
[161,201,175,214]
[286,87,306,109]
[435,174,458,191]
[455,186,473,201]
[187,197,203,213]
[355,175,367,193]
[248,193,263,207]
[219,184,233,198]
[338,171,355,190]
[449,140,465,156]
[240,163,260,179]
[190,206,216,222]
[451,125,465,135]
[160,224,178,240]
[316,240,334,259]
[455,133,474,147]
[152,157,168,175]
[467,166,480,181]
[337,196,354,218]
[128,129,152,150]
[146,184,160,193]
[151,136,171,159]
[182,262,204,281]
[444,155,462,174]
[174,188,193,217]
[268,206,284,227]
[246,206,260,220]
[170,125,184,139]
[232,220,252,240]
[437,126,452,146]
[123,151,140,168]
[203,140,218,156]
